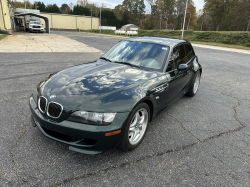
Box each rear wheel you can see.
[186,70,201,97]
[120,103,149,151]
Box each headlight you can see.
[67,111,116,125]
[29,25,32,28]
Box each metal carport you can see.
[14,13,50,33]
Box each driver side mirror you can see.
[177,64,188,71]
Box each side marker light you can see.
[105,130,121,136]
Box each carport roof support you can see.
[14,13,50,33]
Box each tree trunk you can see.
[216,24,219,31]
[247,17,250,31]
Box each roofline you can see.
[40,12,99,18]
[14,13,49,19]
[123,36,187,47]
[141,36,187,42]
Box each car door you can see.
[165,43,191,103]
[184,43,196,88]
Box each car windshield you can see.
[30,21,40,24]
[102,41,169,70]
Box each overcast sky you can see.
[29,0,204,12]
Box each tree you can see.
[186,3,197,30]
[86,3,100,17]
[77,0,88,7]
[60,4,70,14]
[204,0,239,31]
[32,1,46,12]
[13,0,32,9]
[46,4,61,13]
[122,0,145,26]
[72,4,91,16]
[113,4,124,21]
[69,2,74,10]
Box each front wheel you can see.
[120,103,150,151]
[186,70,201,97]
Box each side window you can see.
[166,51,176,72]
[166,45,185,72]
[185,44,195,62]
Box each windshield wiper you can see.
[122,62,141,68]
[113,61,140,68]
[100,57,112,62]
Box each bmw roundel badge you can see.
[50,94,56,99]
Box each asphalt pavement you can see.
[0,32,250,187]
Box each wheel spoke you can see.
[132,130,140,141]
[130,112,139,128]
[129,126,135,131]
[138,111,145,124]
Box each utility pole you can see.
[100,5,102,33]
[91,8,92,31]
[181,0,188,40]
[160,15,162,30]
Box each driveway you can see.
[0,32,102,53]
[0,32,250,186]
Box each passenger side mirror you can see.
[177,64,188,71]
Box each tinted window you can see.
[166,44,185,72]
[185,44,195,62]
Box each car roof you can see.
[124,37,186,48]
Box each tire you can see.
[120,103,150,151]
[186,70,201,97]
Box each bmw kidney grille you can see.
[38,96,63,118]
[47,102,63,118]
[38,96,47,113]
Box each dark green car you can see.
[29,37,202,154]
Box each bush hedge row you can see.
[84,30,250,47]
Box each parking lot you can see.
[0,32,250,186]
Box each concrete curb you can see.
[192,43,250,55]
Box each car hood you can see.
[40,60,160,111]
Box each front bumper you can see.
[29,95,130,154]
[29,28,43,32]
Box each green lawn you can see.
[0,34,7,40]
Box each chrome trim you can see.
[151,83,169,93]
[38,96,47,113]
[46,101,63,119]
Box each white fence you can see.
[99,26,116,30]
[115,30,138,36]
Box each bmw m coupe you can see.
[29,37,202,154]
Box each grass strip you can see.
[0,34,7,40]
